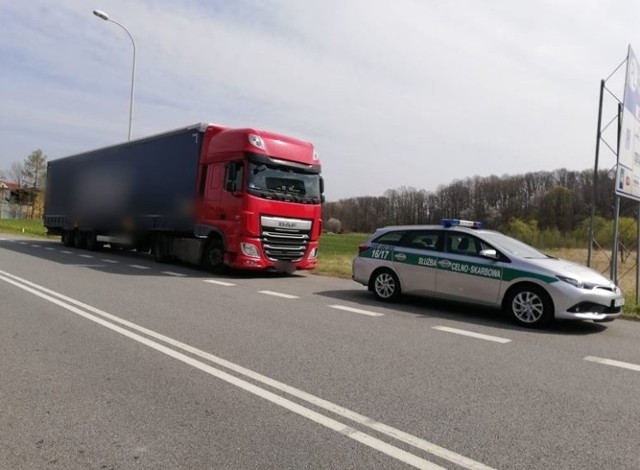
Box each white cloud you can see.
[0,0,638,200]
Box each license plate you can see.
[613,297,625,307]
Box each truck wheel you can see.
[73,230,86,249]
[62,230,74,247]
[202,239,226,274]
[86,231,101,251]
[504,284,553,328]
[153,234,172,263]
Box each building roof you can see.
[0,180,20,190]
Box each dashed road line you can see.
[79,254,95,259]
[45,247,55,251]
[584,356,640,372]
[162,271,187,277]
[102,259,119,264]
[129,264,150,270]
[31,244,41,248]
[328,305,384,317]
[432,326,511,344]
[61,251,73,254]
[19,242,28,245]
[259,290,299,299]
[204,279,236,287]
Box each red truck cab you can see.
[195,125,323,273]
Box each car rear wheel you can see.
[371,269,401,302]
[505,284,552,328]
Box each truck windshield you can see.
[247,162,321,203]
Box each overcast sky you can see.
[0,0,638,200]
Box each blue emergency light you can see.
[440,218,483,229]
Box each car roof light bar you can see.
[440,218,483,229]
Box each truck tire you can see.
[62,230,74,247]
[73,230,86,249]
[202,239,226,274]
[86,231,101,251]
[153,233,172,263]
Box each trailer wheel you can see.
[86,231,101,251]
[62,230,74,247]
[73,230,86,249]
[153,234,172,263]
[202,239,226,274]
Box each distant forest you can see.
[322,168,640,248]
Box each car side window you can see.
[446,233,483,257]
[373,231,406,246]
[399,230,440,251]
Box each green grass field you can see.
[315,232,368,278]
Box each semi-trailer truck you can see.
[44,123,324,273]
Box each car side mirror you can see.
[480,249,499,260]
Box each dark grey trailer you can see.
[44,124,206,249]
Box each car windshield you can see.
[247,162,321,203]
[480,231,550,259]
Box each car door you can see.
[435,232,503,305]
[391,230,440,295]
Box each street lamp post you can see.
[93,9,136,141]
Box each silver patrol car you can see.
[352,219,624,327]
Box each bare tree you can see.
[22,149,47,218]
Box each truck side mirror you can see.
[319,176,324,194]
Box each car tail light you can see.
[358,244,369,254]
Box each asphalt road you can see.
[1,234,640,469]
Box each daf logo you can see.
[279,221,296,228]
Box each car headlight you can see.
[557,275,596,290]
[241,242,260,258]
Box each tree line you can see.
[322,168,640,248]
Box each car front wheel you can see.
[371,269,401,302]
[505,284,553,328]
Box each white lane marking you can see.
[259,290,299,299]
[45,247,55,251]
[432,326,511,344]
[61,250,73,254]
[79,254,95,259]
[162,271,187,277]
[203,279,236,287]
[31,244,41,248]
[0,271,452,470]
[0,268,495,470]
[19,242,28,245]
[102,259,119,264]
[129,264,150,270]
[584,356,640,372]
[328,305,384,317]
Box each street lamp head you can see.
[93,10,109,21]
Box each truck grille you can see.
[260,216,312,262]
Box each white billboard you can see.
[616,45,640,200]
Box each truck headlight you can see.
[241,242,260,258]
[308,247,318,259]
